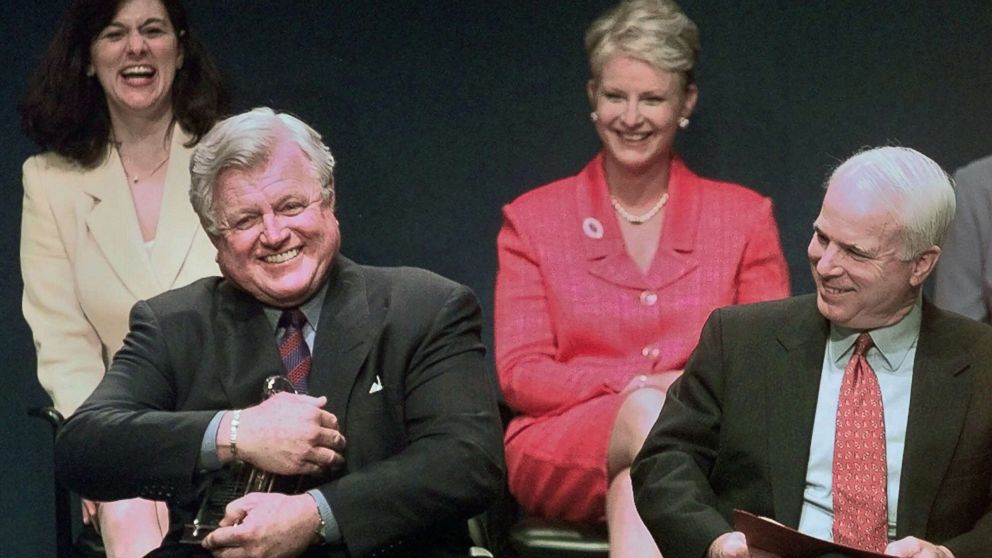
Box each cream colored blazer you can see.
[20,126,219,415]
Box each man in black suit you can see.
[632,146,992,558]
[55,107,505,558]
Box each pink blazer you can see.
[495,154,791,419]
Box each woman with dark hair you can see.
[19,0,229,555]
[495,0,789,555]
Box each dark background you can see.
[2,2,990,555]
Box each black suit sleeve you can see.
[54,300,217,503]
[631,307,735,558]
[320,283,505,557]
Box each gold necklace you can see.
[610,191,670,224]
[112,127,173,185]
[117,150,170,184]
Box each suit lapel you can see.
[149,127,205,289]
[308,257,374,429]
[215,282,286,407]
[212,258,375,411]
[896,302,972,537]
[766,295,829,526]
[646,157,700,290]
[81,150,160,299]
[579,155,700,291]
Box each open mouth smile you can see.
[120,65,156,80]
[263,248,300,264]
[616,130,651,143]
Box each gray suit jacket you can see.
[55,256,505,557]
[935,154,992,323]
[631,294,992,558]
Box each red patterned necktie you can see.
[278,309,312,393]
[832,332,888,552]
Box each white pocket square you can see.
[369,375,383,394]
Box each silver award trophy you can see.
[181,376,306,543]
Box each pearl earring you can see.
[590,112,599,123]
[678,117,690,129]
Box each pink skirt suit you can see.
[495,154,790,522]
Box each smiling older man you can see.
[632,146,992,558]
[54,107,505,558]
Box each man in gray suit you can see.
[632,146,992,558]
[55,107,505,558]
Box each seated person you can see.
[934,154,992,322]
[55,107,505,558]
[632,146,992,558]
[495,1,789,556]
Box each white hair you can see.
[827,146,956,259]
[189,107,336,236]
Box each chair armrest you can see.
[28,406,66,434]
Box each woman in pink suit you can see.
[495,1,790,555]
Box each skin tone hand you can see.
[202,492,321,558]
[620,369,682,396]
[885,537,955,558]
[708,532,780,558]
[218,393,345,475]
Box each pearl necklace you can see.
[610,191,670,224]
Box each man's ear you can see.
[909,245,941,287]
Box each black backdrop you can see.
[2,2,990,555]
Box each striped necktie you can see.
[278,308,312,393]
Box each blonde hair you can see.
[585,0,699,87]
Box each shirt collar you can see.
[828,300,922,373]
[262,280,329,333]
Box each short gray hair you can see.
[827,146,956,259]
[585,0,699,87]
[189,107,336,236]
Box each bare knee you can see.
[618,388,666,436]
[607,389,666,477]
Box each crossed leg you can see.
[605,387,667,557]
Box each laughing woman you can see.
[19,0,229,555]
[495,1,790,555]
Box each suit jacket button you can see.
[639,290,658,306]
